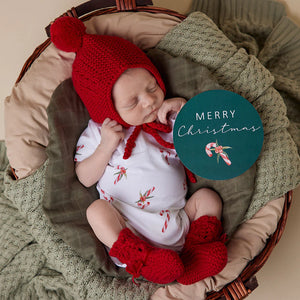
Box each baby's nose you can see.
[142,93,156,107]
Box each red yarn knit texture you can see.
[185,215,226,245]
[109,228,184,284]
[123,122,173,159]
[50,17,196,181]
[50,16,85,52]
[177,241,227,285]
[50,16,166,127]
[177,215,227,285]
[123,126,142,159]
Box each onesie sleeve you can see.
[74,119,102,162]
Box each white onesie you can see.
[75,118,190,252]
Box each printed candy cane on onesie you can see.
[205,142,232,166]
[74,144,84,162]
[160,149,172,165]
[114,165,127,185]
[159,210,170,233]
[100,189,114,203]
[136,187,155,209]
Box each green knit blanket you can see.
[1,0,299,298]
[0,144,157,298]
[156,9,300,221]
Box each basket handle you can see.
[45,0,153,37]
[75,0,152,15]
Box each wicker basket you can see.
[14,1,293,299]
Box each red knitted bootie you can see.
[109,228,184,284]
[177,216,227,285]
[177,241,227,285]
[185,215,226,246]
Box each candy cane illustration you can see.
[74,144,85,162]
[159,210,170,233]
[100,189,114,203]
[205,141,232,166]
[160,149,171,165]
[136,187,155,209]
[76,144,84,153]
[218,149,232,166]
[205,142,217,157]
[114,165,127,185]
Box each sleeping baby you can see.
[50,16,227,285]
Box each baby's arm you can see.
[157,97,186,125]
[75,118,124,187]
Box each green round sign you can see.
[173,90,264,180]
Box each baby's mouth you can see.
[147,108,158,119]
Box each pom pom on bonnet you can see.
[50,16,166,127]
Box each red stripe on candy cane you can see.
[220,153,231,165]
[205,142,232,166]
[146,187,155,197]
[114,173,121,185]
[205,143,217,157]
[160,210,170,233]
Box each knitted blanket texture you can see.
[157,10,300,221]
[1,0,300,298]
[1,152,157,299]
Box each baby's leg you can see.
[184,188,222,222]
[86,199,126,248]
[178,188,227,285]
[87,199,184,284]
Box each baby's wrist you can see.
[96,142,116,157]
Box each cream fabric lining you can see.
[4,11,284,298]
[152,196,284,299]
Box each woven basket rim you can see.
[206,190,292,299]
[13,2,293,299]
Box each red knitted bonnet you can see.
[50,16,166,127]
[50,17,196,182]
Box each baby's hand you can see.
[157,97,186,125]
[100,118,125,153]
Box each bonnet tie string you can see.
[142,122,174,150]
[123,122,173,160]
[123,126,142,159]
[123,122,197,183]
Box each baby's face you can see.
[112,68,164,126]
